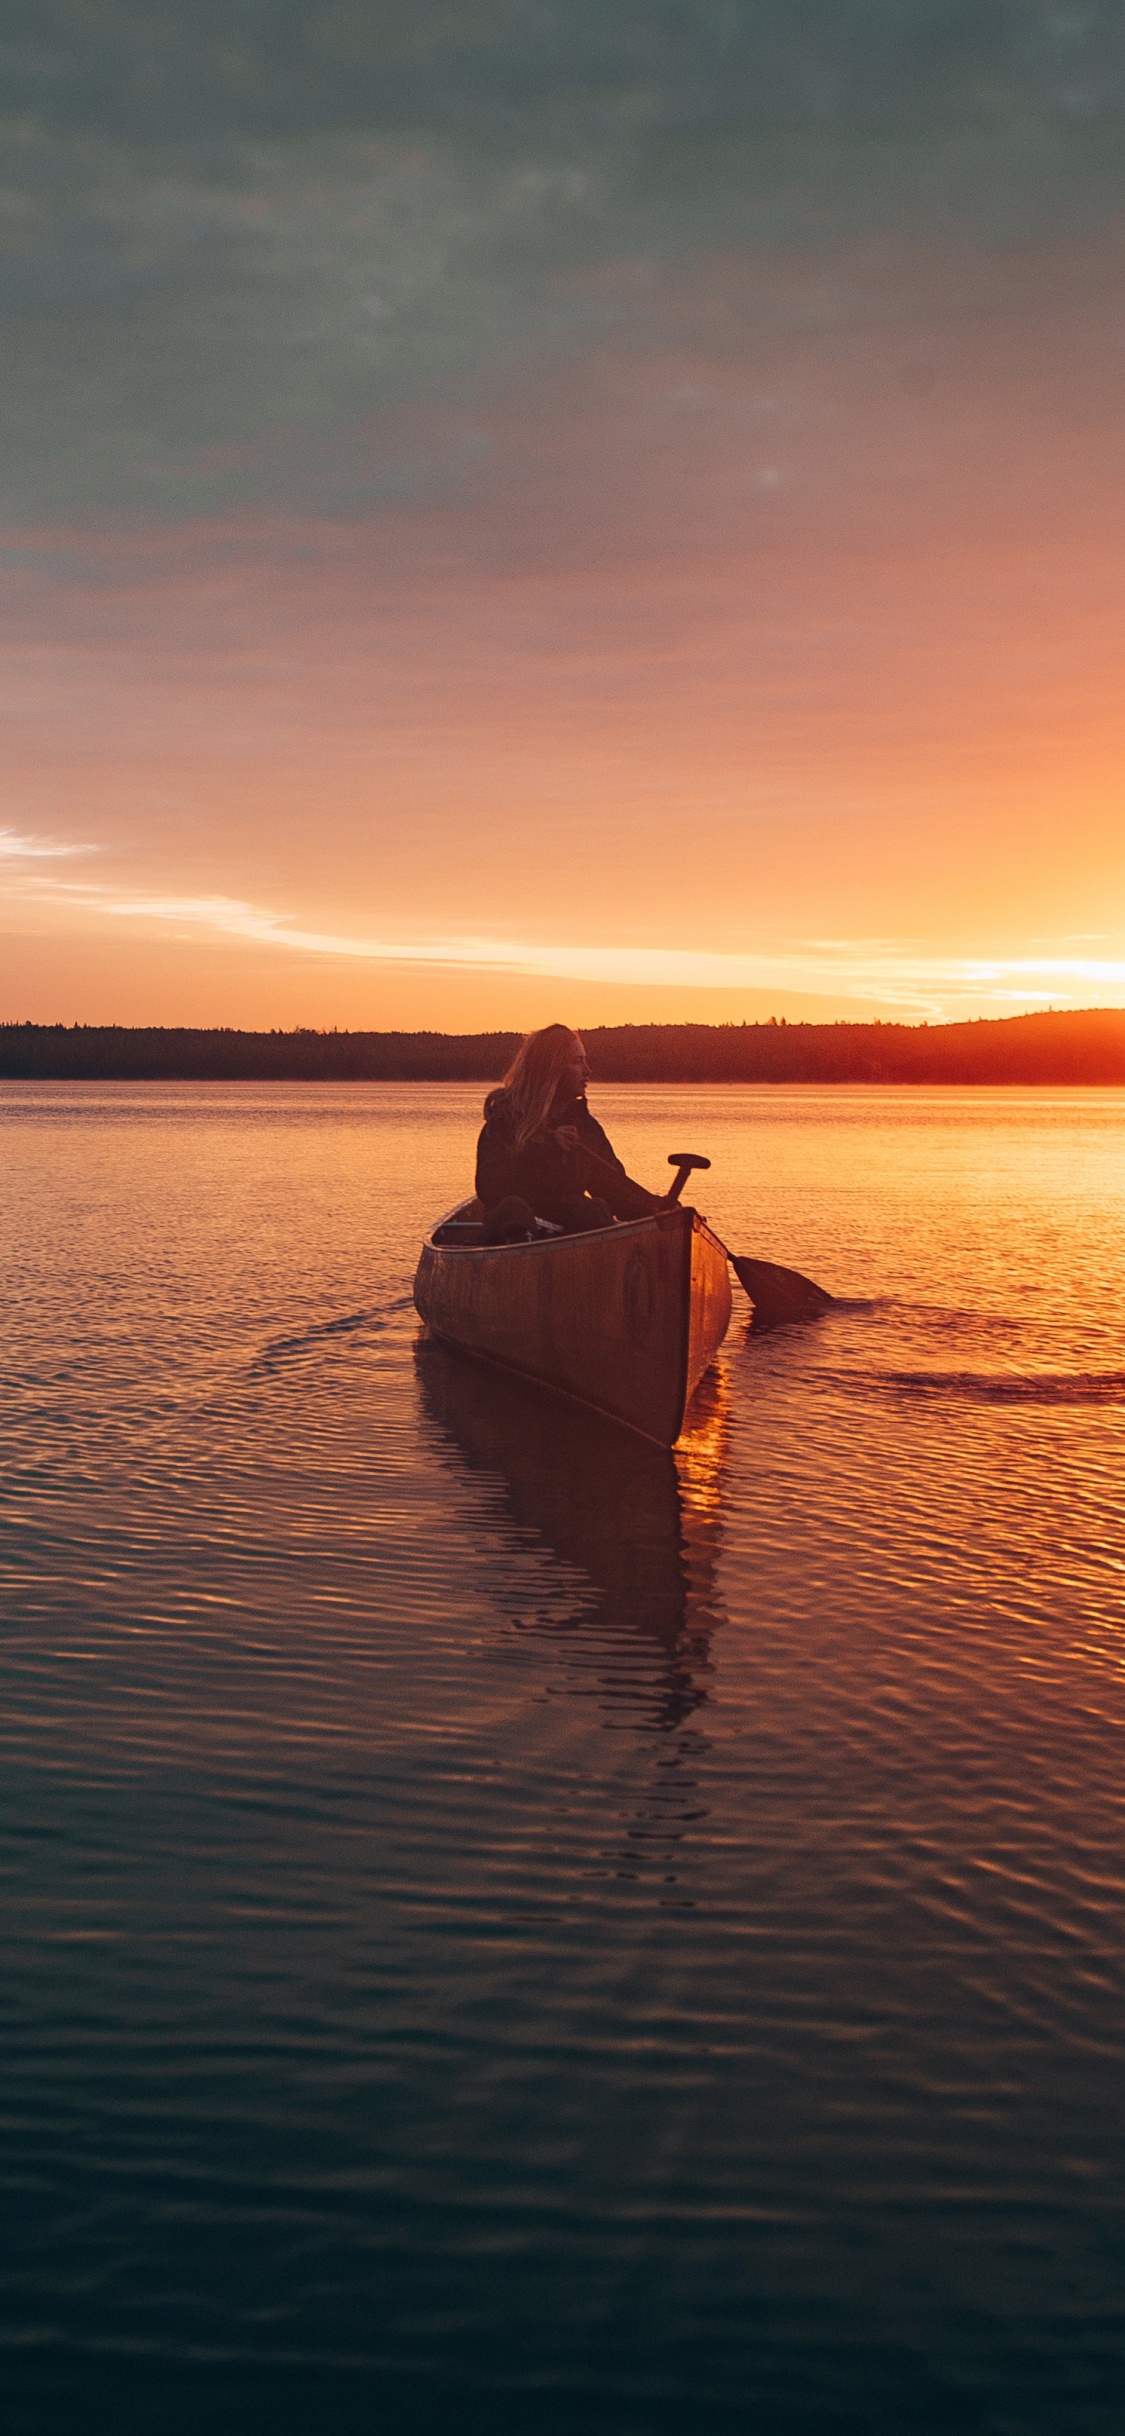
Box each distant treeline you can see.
[4,1009,1125,1084]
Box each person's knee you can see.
[482,1196,536,1244]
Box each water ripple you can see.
[4,1083,1125,2434]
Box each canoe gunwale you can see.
[423,1202,688,1257]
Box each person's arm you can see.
[543,1102,661,1217]
[574,1104,625,1174]
[563,1133,664,1219]
[572,1102,664,1215]
[475,1121,515,1208]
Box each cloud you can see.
[6,4,1125,143]
[0,119,625,520]
[15,866,1125,1017]
[0,827,94,859]
[4,69,1124,522]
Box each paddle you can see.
[568,1134,833,1329]
[664,1154,833,1327]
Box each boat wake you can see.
[252,1307,391,1373]
[858,1367,1125,1406]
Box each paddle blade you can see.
[730,1254,833,1328]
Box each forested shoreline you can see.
[3,1009,1125,1084]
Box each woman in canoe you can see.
[476,1024,663,1242]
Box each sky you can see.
[3,3,1125,1031]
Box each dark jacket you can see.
[475,1089,631,1225]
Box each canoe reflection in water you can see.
[414,1336,729,1734]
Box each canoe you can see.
[413,1198,731,1446]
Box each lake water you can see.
[2,1081,1124,2435]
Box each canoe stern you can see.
[686,1215,733,1406]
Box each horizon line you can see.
[4,1007,1125,1040]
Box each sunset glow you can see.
[3,24,1124,1031]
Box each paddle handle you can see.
[666,1153,711,1203]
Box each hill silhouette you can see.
[3,1009,1125,1085]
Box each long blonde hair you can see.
[498,1024,583,1150]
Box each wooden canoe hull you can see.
[413,1203,731,1446]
